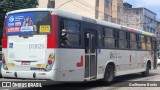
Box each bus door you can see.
[84,30,97,80]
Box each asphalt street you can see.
[0,66,160,90]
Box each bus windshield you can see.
[5,11,52,36]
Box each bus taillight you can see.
[2,59,5,64]
[48,54,54,65]
[2,53,5,64]
[46,54,55,70]
[2,53,8,70]
[48,60,52,65]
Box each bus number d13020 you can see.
[29,44,44,49]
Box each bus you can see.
[1,8,158,82]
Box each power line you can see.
[69,1,105,18]
[56,0,110,17]
[75,0,103,14]
[57,0,74,9]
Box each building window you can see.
[157,32,159,36]
[48,0,55,8]
[96,0,99,6]
[117,19,120,24]
[147,26,149,32]
[95,11,99,19]
[105,0,110,8]
[153,29,155,34]
[150,28,152,33]
[118,6,121,13]
[104,15,109,21]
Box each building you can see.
[156,20,160,51]
[38,0,123,24]
[96,0,123,24]
[123,3,157,35]
[111,0,123,24]
[38,0,54,8]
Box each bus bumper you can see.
[1,68,58,80]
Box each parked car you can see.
[157,56,160,65]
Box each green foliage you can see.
[0,0,38,10]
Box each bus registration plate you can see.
[21,61,30,65]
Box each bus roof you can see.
[6,8,155,37]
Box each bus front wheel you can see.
[104,65,115,84]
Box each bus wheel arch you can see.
[104,62,115,84]
[142,60,151,77]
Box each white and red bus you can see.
[1,8,158,82]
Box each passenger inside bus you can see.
[61,29,69,45]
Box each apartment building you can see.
[38,0,55,8]
[111,0,123,24]
[38,0,123,24]
[123,3,157,35]
[156,20,160,50]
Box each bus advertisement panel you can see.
[6,12,34,35]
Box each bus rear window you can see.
[5,11,52,35]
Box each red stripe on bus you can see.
[2,36,8,48]
[2,18,8,48]
[47,14,58,48]
[130,29,136,32]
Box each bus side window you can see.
[130,33,137,49]
[60,19,81,47]
[146,36,152,51]
[61,29,68,46]
[60,19,69,46]
[140,35,146,50]
[136,34,141,50]
[115,30,119,48]
[119,31,127,49]
[103,27,115,48]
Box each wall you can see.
[111,0,123,24]
[37,0,123,24]
[123,7,157,35]
[38,0,49,8]
[55,0,96,19]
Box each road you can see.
[0,66,160,90]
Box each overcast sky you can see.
[123,0,160,19]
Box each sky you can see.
[123,0,160,19]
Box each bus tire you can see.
[104,65,115,84]
[142,63,150,77]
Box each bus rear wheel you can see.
[104,65,115,84]
[142,63,150,77]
